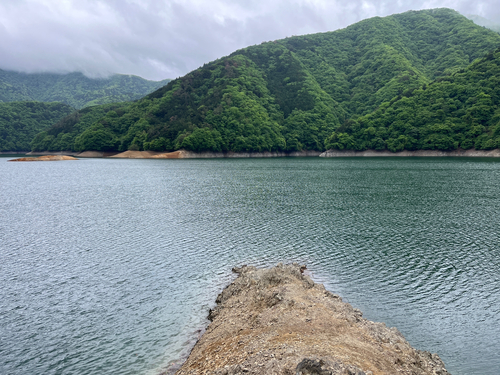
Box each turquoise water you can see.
[1,157,499,375]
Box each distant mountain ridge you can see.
[466,14,500,33]
[24,8,500,154]
[0,71,170,109]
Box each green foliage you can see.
[328,48,500,152]
[74,124,118,152]
[29,103,128,152]
[177,128,224,152]
[0,71,170,109]
[27,8,500,153]
[0,102,74,151]
[278,8,500,117]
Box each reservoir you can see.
[1,157,499,375]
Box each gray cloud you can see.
[0,0,499,80]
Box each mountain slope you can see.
[0,71,170,109]
[279,8,500,117]
[325,47,500,152]
[30,8,500,153]
[0,102,74,151]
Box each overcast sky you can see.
[0,0,498,81]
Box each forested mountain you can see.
[325,47,500,151]
[0,102,73,151]
[30,8,500,153]
[31,103,128,152]
[0,71,170,109]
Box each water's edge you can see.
[21,148,500,158]
[320,148,500,157]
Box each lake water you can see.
[1,157,499,375]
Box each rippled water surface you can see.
[1,157,499,375]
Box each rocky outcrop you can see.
[174,264,449,375]
[8,155,78,161]
[320,148,500,157]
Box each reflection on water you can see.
[1,157,499,375]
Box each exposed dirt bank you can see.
[8,155,78,162]
[151,151,188,158]
[17,148,500,159]
[76,151,119,158]
[173,150,322,158]
[174,264,449,375]
[110,150,322,159]
[109,150,166,158]
[320,148,500,157]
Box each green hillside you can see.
[0,71,170,109]
[326,47,500,152]
[0,102,74,151]
[30,103,129,152]
[30,8,500,153]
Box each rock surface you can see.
[8,155,78,161]
[174,264,449,375]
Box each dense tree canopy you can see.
[0,102,73,151]
[326,47,500,152]
[27,8,500,153]
[30,103,129,152]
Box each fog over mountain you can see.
[1,0,499,80]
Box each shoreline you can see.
[8,155,78,162]
[319,148,500,157]
[19,148,500,159]
[24,150,322,158]
[172,264,449,375]
[107,150,322,158]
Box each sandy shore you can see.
[17,148,500,159]
[8,155,78,162]
[172,264,449,375]
[104,148,500,158]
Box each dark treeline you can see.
[28,9,500,153]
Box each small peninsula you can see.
[8,155,77,162]
[174,264,449,375]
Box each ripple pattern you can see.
[1,157,499,375]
